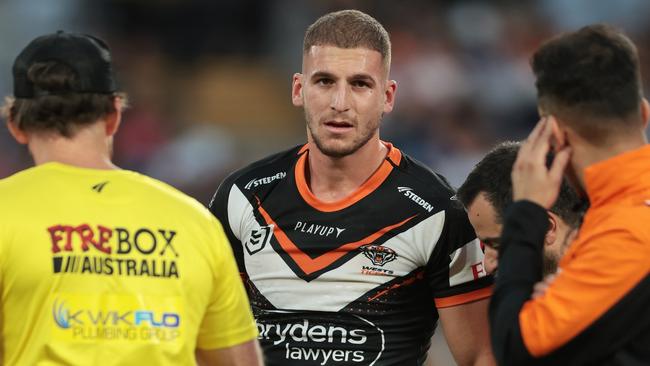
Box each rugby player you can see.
[210,10,495,366]
[457,142,582,276]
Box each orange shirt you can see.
[519,144,650,356]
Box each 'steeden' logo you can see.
[359,244,398,266]
[397,187,434,212]
[245,172,286,190]
[246,225,274,255]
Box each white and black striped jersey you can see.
[209,143,492,366]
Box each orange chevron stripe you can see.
[256,204,416,276]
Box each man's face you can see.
[542,212,578,275]
[466,192,570,276]
[466,193,502,274]
[292,45,396,158]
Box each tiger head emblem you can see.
[359,244,398,266]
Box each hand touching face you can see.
[512,116,572,209]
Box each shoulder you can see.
[128,171,216,220]
[581,203,650,249]
[396,152,455,195]
[392,150,463,214]
[213,145,303,198]
[0,165,43,192]
[0,166,53,212]
[125,172,230,246]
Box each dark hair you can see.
[457,142,582,228]
[304,9,391,68]
[531,24,643,144]
[4,61,124,138]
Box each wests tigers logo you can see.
[359,244,397,266]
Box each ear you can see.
[105,97,123,137]
[292,73,304,107]
[641,97,649,130]
[548,115,567,151]
[6,119,29,145]
[544,213,558,247]
[383,80,397,114]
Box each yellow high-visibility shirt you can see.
[0,162,257,365]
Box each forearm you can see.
[472,351,497,366]
[489,200,548,366]
[440,298,496,366]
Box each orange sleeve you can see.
[519,222,650,357]
[434,285,493,308]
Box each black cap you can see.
[12,31,117,98]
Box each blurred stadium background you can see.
[1,1,649,365]
[2,0,650,200]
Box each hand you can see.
[483,246,499,274]
[532,273,558,299]
[512,116,572,209]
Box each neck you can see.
[27,122,117,170]
[307,138,387,203]
[571,132,647,188]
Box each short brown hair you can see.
[2,61,126,138]
[303,9,391,68]
[532,24,643,144]
[458,141,582,228]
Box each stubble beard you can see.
[543,225,578,277]
[542,250,560,277]
[305,109,381,158]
